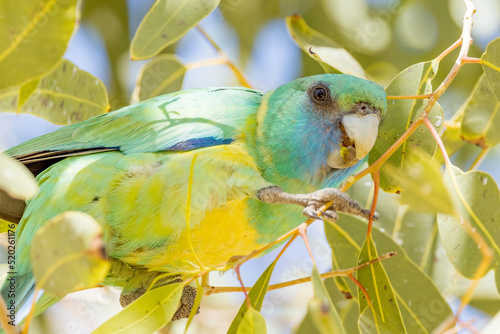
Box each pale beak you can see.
[327,114,380,169]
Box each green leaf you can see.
[369,61,444,193]
[461,74,500,148]
[497,265,500,295]
[31,211,110,296]
[325,216,454,333]
[93,282,184,334]
[130,0,220,60]
[286,14,366,78]
[236,307,267,334]
[18,78,39,111]
[0,87,19,113]
[296,266,346,334]
[0,153,37,200]
[20,59,110,125]
[324,278,359,334]
[481,37,500,102]
[358,307,401,334]
[228,258,277,333]
[357,236,406,333]
[436,123,466,164]
[345,178,439,273]
[388,151,455,214]
[132,54,186,103]
[0,0,79,89]
[437,166,500,279]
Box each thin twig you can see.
[348,274,371,305]
[186,57,226,69]
[385,94,432,100]
[424,116,452,167]
[235,265,251,309]
[435,38,462,62]
[462,56,482,63]
[423,0,476,116]
[468,148,490,171]
[204,252,396,295]
[367,172,380,237]
[195,25,253,88]
[298,224,316,266]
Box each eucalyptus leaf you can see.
[325,216,454,333]
[18,78,39,111]
[31,211,110,296]
[358,307,400,334]
[436,123,466,164]
[369,61,444,193]
[184,282,203,333]
[497,266,500,295]
[481,37,500,101]
[346,177,440,274]
[0,87,19,113]
[131,0,220,60]
[21,59,110,125]
[461,74,500,148]
[389,151,455,214]
[286,14,366,78]
[93,282,184,334]
[357,236,406,333]
[437,166,500,279]
[236,307,267,334]
[296,266,346,334]
[228,258,277,333]
[324,278,359,334]
[0,153,37,200]
[0,0,79,89]
[132,54,186,103]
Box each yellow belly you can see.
[136,199,262,273]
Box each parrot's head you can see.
[256,74,386,185]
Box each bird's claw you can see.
[301,188,375,221]
[303,206,339,222]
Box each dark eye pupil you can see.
[314,87,326,101]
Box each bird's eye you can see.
[313,87,326,101]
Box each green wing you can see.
[7,87,263,157]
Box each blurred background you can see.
[1,0,499,333]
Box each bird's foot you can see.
[301,188,373,222]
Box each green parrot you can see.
[0,74,386,323]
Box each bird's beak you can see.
[327,113,380,169]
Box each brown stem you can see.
[468,148,490,171]
[423,0,476,116]
[386,94,432,100]
[204,252,396,295]
[368,172,380,237]
[298,224,316,266]
[424,116,452,167]
[348,274,371,305]
[462,56,482,63]
[435,38,462,62]
[223,221,313,269]
[195,25,253,88]
[186,57,227,69]
[235,265,251,309]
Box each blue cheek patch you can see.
[163,137,234,151]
